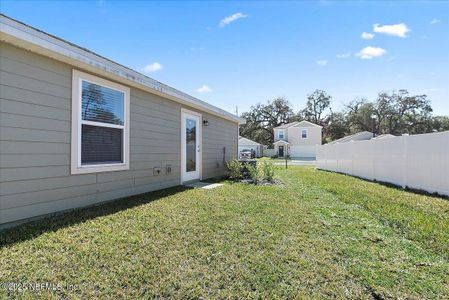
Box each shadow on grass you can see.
[316,169,449,201]
[0,185,192,248]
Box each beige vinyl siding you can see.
[273,128,288,142]
[0,43,237,225]
[287,126,322,146]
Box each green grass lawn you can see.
[1,167,448,299]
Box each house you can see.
[273,121,322,158]
[0,15,244,228]
[372,134,395,140]
[238,137,262,157]
[329,132,398,145]
[329,132,396,144]
[328,131,374,144]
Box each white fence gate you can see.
[316,131,449,196]
[263,148,276,157]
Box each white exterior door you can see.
[181,109,201,183]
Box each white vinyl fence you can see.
[316,131,449,196]
[263,148,276,157]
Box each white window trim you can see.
[278,130,285,139]
[301,128,308,139]
[71,69,130,174]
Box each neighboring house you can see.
[273,121,322,158]
[372,134,395,140]
[328,131,374,144]
[238,137,262,157]
[329,132,396,145]
[0,15,244,227]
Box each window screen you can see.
[81,125,123,164]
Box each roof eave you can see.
[273,140,290,144]
[0,14,245,124]
[293,121,322,128]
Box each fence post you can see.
[350,140,354,176]
[371,139,375,181]
[285,152,288,169]
[401,134,408,188]
[324,145,327,170]
[336,143,339,173]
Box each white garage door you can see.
[290,145,316,158]
[238,145,260,157]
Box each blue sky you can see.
[2,1,449,116]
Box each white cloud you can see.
[361,32,375,40]
[196,85,212,93]
[430,18,441,25]
[142,62,163,73]
[219,12,248,27]
[336,53,351,59]
[356,46,387,59]
[373,23,410,38]
[316,60,328,66]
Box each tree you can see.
[345,90,433,136]
[82,83,123,125]
[239,98,294,145]
[430,116,449,132]
[240,89,443,146]
[324,111,349,143]
[387,90,432,134]
[345,98,376,133]
[301,89,332,126]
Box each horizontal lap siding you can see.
[0,43,183,224]
[0,43,238,225]
[201,113,238,179]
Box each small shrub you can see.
[262,161,276,182]
[271,154,278,159]
[226,159,243,179]
[226,160,277,185]
[247,164,262,184]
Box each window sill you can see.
[71,163,129,175]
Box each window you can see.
[301,129,308,139]
[71,70,130,174]
[278,130,285,139]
